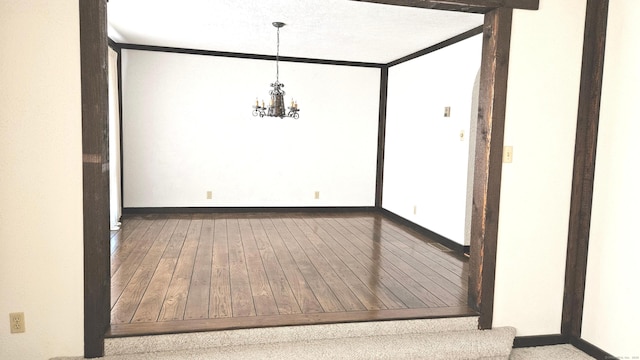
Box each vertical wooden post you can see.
[468,7,512,330]
[375,67,389,208]
[80,0,110,357]
[561,0,609,338]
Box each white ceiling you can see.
[107,0,483,64]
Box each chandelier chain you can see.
[276,26,280,83]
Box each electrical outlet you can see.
[9,312,25,333]
[206,191,212,200]
[413,205,417,215]
[314,191,320,199]
[444,106,451,117]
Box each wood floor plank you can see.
[210,218,232,318]
[281,218,367,312]
[271,217,345,313]
[130,219,191,323]
[261,218,323,314]
[347,217,465,306]
[111,218,166,307]
[238,218,279,316]
[329,215,446,308]
[304,217,407,310]
[162,218,191,259]
[249,218,301,315]
[359,218,469,292]
[158,218,202,321]
[184,217,214,320]
[324,217,430,308]
[354,217,468,284]
[111,217,155,276]
[111,218,176,323]
[333,217,448,307]
[111,218,143,254]
[357,218,468,294]
[292,217,387,311]
[130,258,177,323]
[110,230,122,254]
[227,218,257,317]
[377,218,468,273]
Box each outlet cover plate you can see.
[9,312,25,333]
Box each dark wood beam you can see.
[80,0,110,357]
[468,6,512,330]
[375,67,389,208]
[561,0,609,339]
[387,26,483,67]
[350,0,538,13]
[117,43,384,69]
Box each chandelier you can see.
[253,22,300,119]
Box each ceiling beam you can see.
[350,0,539,13]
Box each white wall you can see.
[0,1,84,359]
[122,50,380,208]
[383,35,482,245]
[109,47,122,229]
[492,0,586,335]
[582,0,640,356]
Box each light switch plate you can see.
[503,146,513,163]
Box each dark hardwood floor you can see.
[108,211,475,337]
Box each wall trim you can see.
[561,0,609,338]
[380,208,466,254]
[107,38,119,50]
[513,334,570,348]
[115,42,385,68]
[112,25,485,71]
[513,334,615,360]
[375,67,389,208]
[570,336,616,360]
[387,25,483,67]
[350,0,539,13]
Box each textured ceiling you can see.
[107,0,483,64]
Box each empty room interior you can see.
[4,0,640,359]
[106,1,484,337]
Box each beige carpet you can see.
[53,345,596,360]
[510,344,596,359]
[105,317,479,355]
[56,329,517,360]
[49,318,593,359]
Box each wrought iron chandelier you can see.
[253,22,300,119]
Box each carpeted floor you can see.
[50,318,596,360]
[510,344,596,359]
[53,343,596,360]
